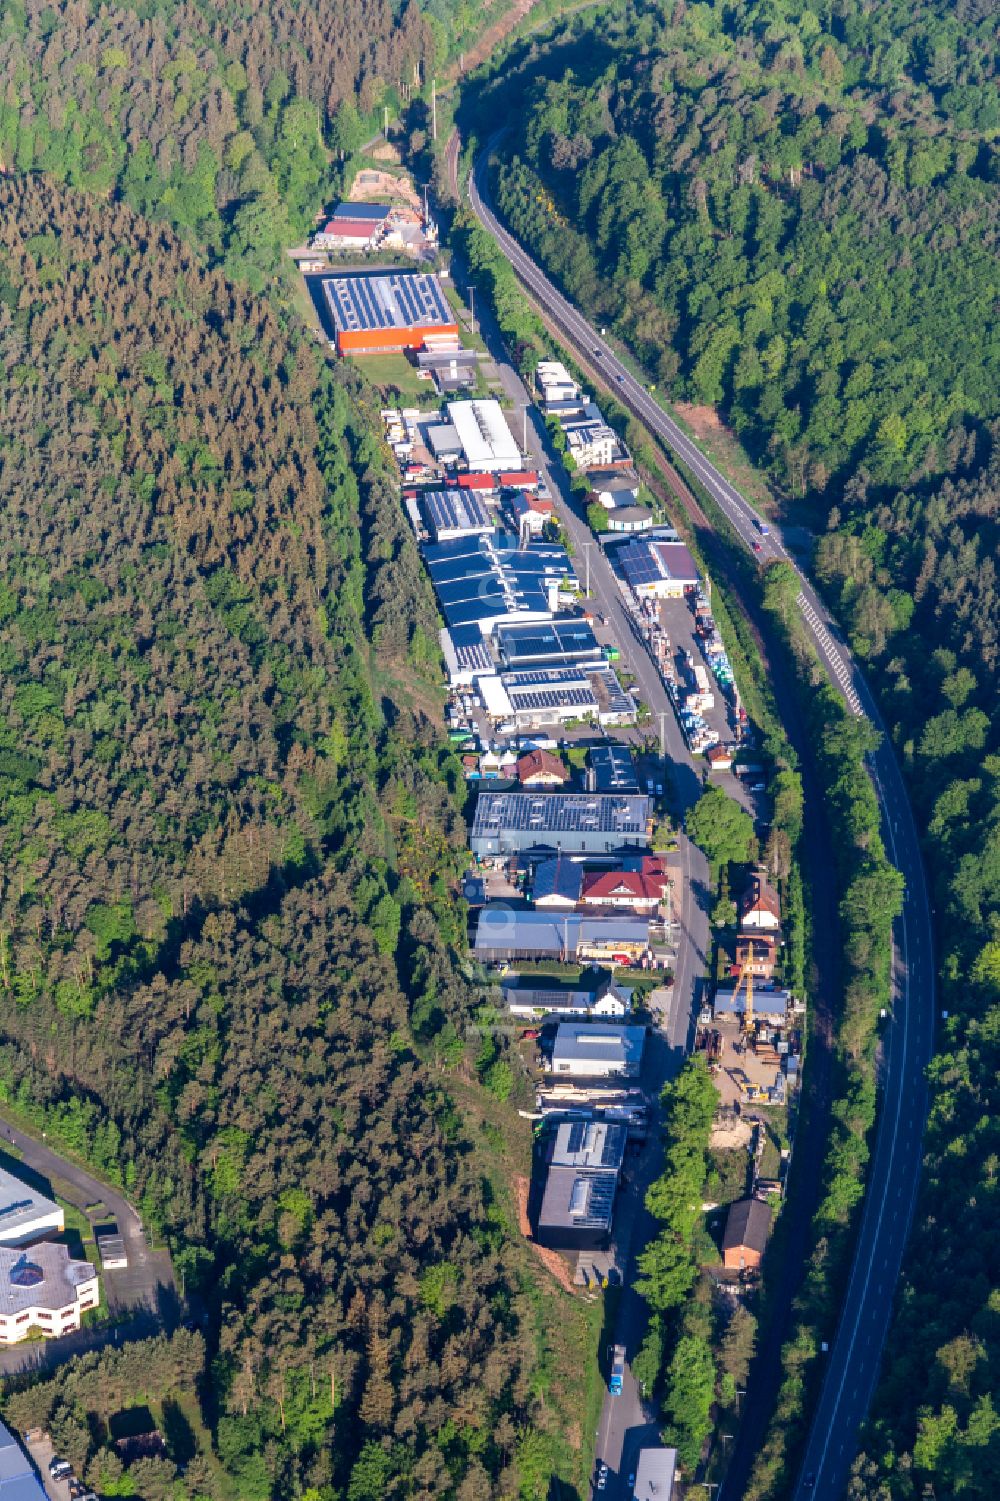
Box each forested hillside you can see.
[471,0,998,506]
[0,0,507,281]
[461,1,1000,1494]
[0,173,544,1499]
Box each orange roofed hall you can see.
[322,271,458,355]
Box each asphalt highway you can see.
[459,131,936,1499]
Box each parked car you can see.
[49,1460,73,1481]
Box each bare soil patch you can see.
[514,1173,578,1292]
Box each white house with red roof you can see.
[580,869,667,913]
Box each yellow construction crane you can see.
[733,938,754,1033]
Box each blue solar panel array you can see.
[323,272,453,335]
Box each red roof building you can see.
[453,472,497,493]
[516,749,569,787]
[739,870,781,931]
[731,932,777,980]
[498,470,540,490]
[580,870,667,911]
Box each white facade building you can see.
[447,399,521,472]
[0,1243,99,1344]
[0,1166,64,1247]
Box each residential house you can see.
[722,1198,772,1271]
[732,933,777,981]
[739,869,781,930]
[516,749,569,788]
[580,870,666,913]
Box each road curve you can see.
[461,132,936,1499]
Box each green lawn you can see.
[349,351,439,403]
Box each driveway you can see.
[0,1113,177,1369]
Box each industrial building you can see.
[0,1242,99,1344]
[589,744,640,794]
[550,1023,647,1078]
[313,202,390,251]
[438,622,497,687]
[479,663,636,731]
[471,791,650,858]
[532,855,585,907]
[443,399,521,472]
[617,536,700,598]
[416,347,478,393]
[634,1448,677,1501]
[0,1166,64,1247]
[473,910,651,964]
[713,987,791,1021]
[535,1120,628,1251]
[0,1420,48,1499]
[423,532,573,635]
[323,271,457,354]
[420,488,493,543]
[496,618,600,668]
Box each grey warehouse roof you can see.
[322,271,453,336]
[634,1448,677,1501]
[423,533,573,630]
[474,911,650,957]
[549,1119,627,1171]
[0,1166,60,1242]
[714,987,791,1018]
[0,1419,48,1500]
[422,488,492,538]
[589,745,640,793]
[551,1022,647,1069]
[533,855,584,904]
[473,791,649,840]
[538,1166,618,1235]
[496,618,600,665]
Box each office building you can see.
[471,791,650,858]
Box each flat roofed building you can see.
[421,488,493,542]
[549,1118,627,1172]
[497,664,636,730]
[496,618,599,667]
[0,1166,64,1247]
[550,1023,646,1078]
[447,399,521,471]
[634,1447,677,1501]
[473,911,650,963]
[423,533,573,635]
[617,538,700,598]
[606,505,654,533]
[565,422,624,470]
[589,744,640,794]
[536,1165,618,1249]
[471,791,650,858]
[323,272,458,354]
[713,987,791,1021]
[439,623,495,686]
[0,1243,99,1344]
[0,1419,48,1499]
[96,1230,128,1270]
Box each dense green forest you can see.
[460,0,1000,1493]
[0,0,509,283]
[0,172,560,1499]
[468,0,998,506]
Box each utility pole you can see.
[522,406,528,454]
[469,285,476,335]
[658,711,668,760]
[431,78,437,141]
[383,104,388,136]
[582,541,592,598]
